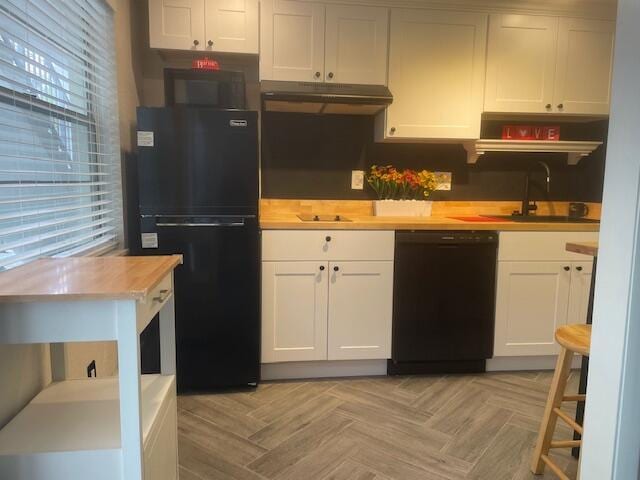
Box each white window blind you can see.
[0,0,122,270]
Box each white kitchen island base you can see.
[0,256,182,480]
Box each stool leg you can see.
[531,346,574,474]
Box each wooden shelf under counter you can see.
[0,375,176,479]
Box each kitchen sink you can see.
[490,215,599,223]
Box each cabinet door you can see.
[324,5,388,85]
[383,9,487,140]
[327,261,393,360]
[553,18,615,115]
[262,262,328,363]
[260,0,325,81]
[494,261,571,356]
[484,14,558,113]
[567,261,594,325]
[204,0,258,54]
[149,0,206,50]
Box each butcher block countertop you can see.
[260,214,600,232]
[0,255,183,303]
[260,199,601,232]
[566,241,599,256]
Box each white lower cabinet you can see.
[262,261,328,363]
[261,230,394,363]
[567,261,593,325]
[327,261,393,360]
[494,232,597,357]
[495,261,571,356]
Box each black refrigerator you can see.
[135,106,260,392]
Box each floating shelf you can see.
[463,139,604,165]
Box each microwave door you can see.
[164,68,246,109]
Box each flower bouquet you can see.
[367,165,437,217]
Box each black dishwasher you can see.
[389,231,498,375]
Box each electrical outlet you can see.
[434,172,452,191]
[351,170,365,190]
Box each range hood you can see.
[261,80,392,115]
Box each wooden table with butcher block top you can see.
[0,255,182,480]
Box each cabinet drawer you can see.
[262,230,395,261]
[137,273,174,331]
[498,232,599,261]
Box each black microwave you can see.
[164,68,246,109]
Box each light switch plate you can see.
[351,170,365,190]
[434,172,452,191]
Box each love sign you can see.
[502,125,560,141]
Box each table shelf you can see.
[0,375,176,479]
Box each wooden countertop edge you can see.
[565,241,599,256]
[0,255,183,304]
[129,254,184,301]
[259,217,600,232]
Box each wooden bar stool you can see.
[531,324,591,479]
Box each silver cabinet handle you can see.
[155,222,245,227]
[153,289,171,303]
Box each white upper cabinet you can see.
[260,0,326,81]
[553,18,615,115]
[377,9,488,141]
[327,261,393,361]
[324,5,389,85]
[485,14,615,115]
[149,0,206,50]
[204,0,259,54]
[149,0,258,53]
[260,1,389,84]
[484,14,558,114]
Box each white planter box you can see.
[373,200,433,217]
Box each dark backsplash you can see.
[261,112,607,202]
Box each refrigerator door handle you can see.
[155,221,245,227]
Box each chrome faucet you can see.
[519,161,551,216]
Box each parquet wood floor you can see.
[177,371,580,480]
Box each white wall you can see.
[581,0,640,477]
[113,0,144,152]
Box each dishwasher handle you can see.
[156,221,245,227]
[395,231,498,245]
